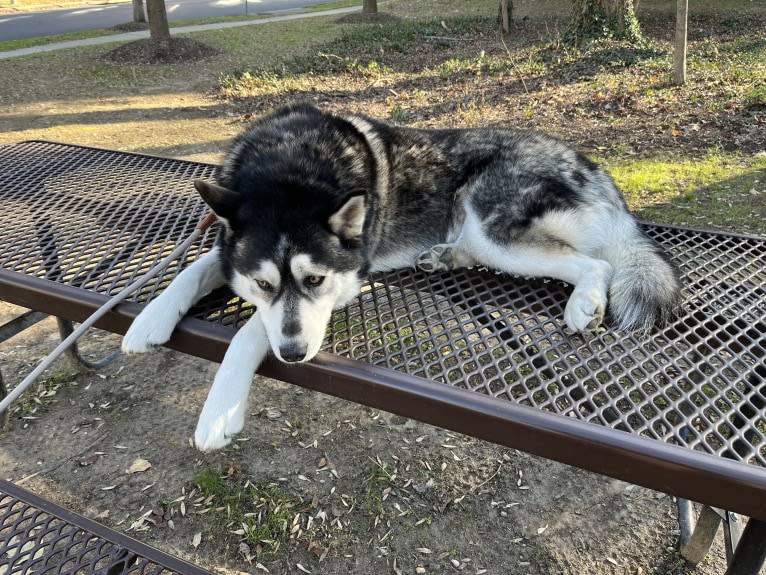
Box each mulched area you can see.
[103,37,220,64]
[335,12,402,24]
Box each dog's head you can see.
[194,179,366,363]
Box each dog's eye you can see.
[305,275,325,287]
[256,279,273,291]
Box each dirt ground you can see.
[1,1,764,574]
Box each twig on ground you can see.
[15,431,110,485]
[499,35,529,94]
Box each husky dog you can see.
[122,103,680,451]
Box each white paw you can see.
[564,288,606,332]
[121,304,180,354]
[194,400,246,452]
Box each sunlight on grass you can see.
[606,153,766,233]
[191,17,342,71]
[607,153,735,206]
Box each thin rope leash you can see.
[0,212,216,416]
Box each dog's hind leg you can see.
[122,246,225,353]
[439,207,613,333]
[194,312,268,451]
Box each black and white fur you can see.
[122,104,680,451]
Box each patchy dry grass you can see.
[210,1,765,234]
[192,465,305,559]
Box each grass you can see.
[306,0,360,12]
[0,29,123,52]
[362,457,395,517]
[608,153,766,230]
[193,465,304,558]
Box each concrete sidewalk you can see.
[0,5,359,60]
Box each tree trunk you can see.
[146,0,171,41]
[569,0,641,46]
[132,0,146,23]
[500,0,510,34]
[362,0,377,14]
[674,0,688,85]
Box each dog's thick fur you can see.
[123,104,681,451]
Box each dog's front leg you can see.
[194,312,268,451]
[122,247,224,353]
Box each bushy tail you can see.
[602,215,682,333]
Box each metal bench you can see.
[1,141,764,574]
[0,478,212,575]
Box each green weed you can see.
[362,457,394,517]
[389,104,409,124]
[193,466,304,558]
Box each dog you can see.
[122,103,681,451]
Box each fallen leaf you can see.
[126,457,151,474]
[191,532,202,549]
[308,541,327,560]
[239,542,252,562]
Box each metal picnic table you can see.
[0,140,764,574]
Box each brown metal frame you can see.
[3,267,766,521]
[1,141,765,558]
[0,478,212,574]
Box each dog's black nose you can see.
[279,343,307,363]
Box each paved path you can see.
[0,5,359,60]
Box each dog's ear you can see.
[328,194,366,241]
[194,180,239,221]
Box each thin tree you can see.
[146,0,171,42]
[674,0,688,84]
[132,0,146,23]
[362,0,378,14]
[500,0,510,34]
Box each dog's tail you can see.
[602,213,682,333]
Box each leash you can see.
[0,211,217,417]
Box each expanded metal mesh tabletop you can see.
[1,141,765,520]
[0,479,211,575]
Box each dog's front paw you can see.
[564,288,606,332]
[416,244,455,273]
[121,305,180,354]
[193,401,246,452]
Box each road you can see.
[0,0,335,41]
